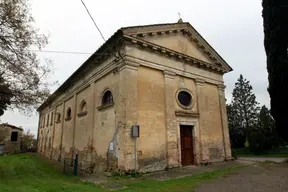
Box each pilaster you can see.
[217,84,232,160]
[117,60,139,170]
[50,107,57,159]
[36,114,41,153]
[163,70,178,168]
[59,102,65,161]
[72,94,77,158]
[91,82,95,148]
[195,78,209,162]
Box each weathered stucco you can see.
[52,104,63,160]
[141,32,213,64]
[0,124,23,155]
[137,66,167,172]
[198,83,224,161]
[37,22,232,174]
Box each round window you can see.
[177,90,192,108]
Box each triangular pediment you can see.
[121,22,232,73]
[139,32,213,64]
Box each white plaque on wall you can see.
[109,141,114,151]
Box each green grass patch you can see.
[234,147,288,157]
[118,165,246,192]
[0,153,246,192]
[0,153,105,192]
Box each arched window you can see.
[78,100,88,117]
[66,107,72,120]
[102,90,113,105]
[80,100,87,112]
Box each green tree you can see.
[259,105,285,148]
[262,0,288,142]
[248,105,271,153]
[0,75,13,116]
[230,75,260,139]
[20,129,37,152]
[248,105,284,153]
[227,104,245,148]
[0,0,55,114]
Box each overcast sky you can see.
[0,0,268,136]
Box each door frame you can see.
[177,120,198,166]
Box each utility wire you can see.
[29,2,121,57]
[80,0,123,60]
[32,0,113,58]
[80,0,106,42]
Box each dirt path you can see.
[237,157,287,163]
[195,162,288,192]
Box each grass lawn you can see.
[234,147,288,157]
[0,153,245,192]
[116,166,245,192]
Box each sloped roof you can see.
[121,22,232,72]
[38,21,232,111]
[0,123,23,131]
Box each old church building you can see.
[37,20,233,173]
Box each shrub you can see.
[231,149,238,159]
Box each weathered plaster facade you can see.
[0,123,23,155]
[37,21,233,173]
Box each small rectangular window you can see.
[11,132,18,142]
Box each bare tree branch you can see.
[0,0,55,115]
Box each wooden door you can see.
[180,125,194,166]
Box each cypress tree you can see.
[262,0,288,141]
[227,104,246,148]
[230,75,260,139]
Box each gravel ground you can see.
[237,157,287,163]
[195,163,288,192]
